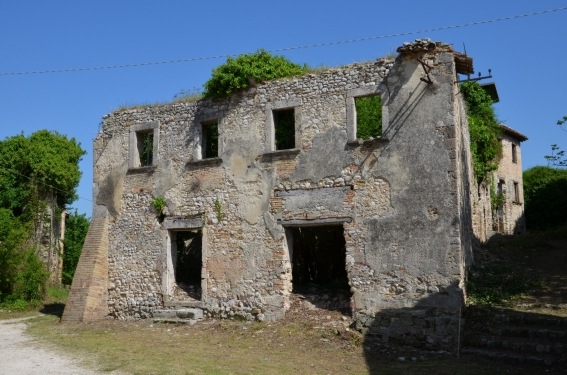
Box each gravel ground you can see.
[0,316,113,375]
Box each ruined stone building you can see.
[63,40,527,351]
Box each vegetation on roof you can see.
[203,50,310,99]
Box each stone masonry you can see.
[63,40,526,352]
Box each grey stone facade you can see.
[70,40,527,351]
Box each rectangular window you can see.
[129,122,159,169]
[513,182,520,203]
[355,95,382,140]
[273,108,295,150]
[137,131,154,167]
[497,179,505,196]
[512,143,518,164]
[202,121,219,159]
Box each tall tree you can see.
[0,130,85,304]
[0,130,85,214]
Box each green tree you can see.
[203,50,309,99]
[0,130,85,305]
[460,81,502,183]
[62,211,90,285]
[0,208,47,305]
[0,130,85,215]
[523,166,567,229]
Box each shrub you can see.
[203,50,309,99]
[523,166,567,230]
[0,209,48,304]
[151,197,167,214]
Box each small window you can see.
[129,122,159,169]
[202,121,219,159]
[273,108,295,150]
[498,179,505,196]
[355,95,382,140]
[512,143,518,164]
[137,131,154,167]
[513,182,520,203]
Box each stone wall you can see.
[78,40,477,351]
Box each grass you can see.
[3,227,565,374]
[24,315,515,375]
[0,284,68,320]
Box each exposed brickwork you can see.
[62,215,109,322]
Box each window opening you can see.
[513,182,520,203]
[511,143,518,164]
[171,230,202,300]
[355,95,382,140]
[137,131,154,167]
[285,225,351,315]
[202,121,219,159]
[494,179,505,233]
[273,108,295,150]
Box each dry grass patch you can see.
[25,314,519,375]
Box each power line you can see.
[0,166,92,204]
[1,6,566,77]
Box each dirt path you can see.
[0,316,108,375]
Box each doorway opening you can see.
[285,225,351,315]
[170,230,202,300]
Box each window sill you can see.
[347,137,389,147]
[186,157,223,169]
[259,148,300,161]
[127,165,156,174]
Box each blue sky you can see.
[1,1,566,217]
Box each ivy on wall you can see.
[460,81,502,184]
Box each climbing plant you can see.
[203,50,309,99]
[460,81,502,184]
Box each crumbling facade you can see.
[64,40,526,351]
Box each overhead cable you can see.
[1,6,566,77]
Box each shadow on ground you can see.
[40,303,65,318]
[362,232,567,374]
